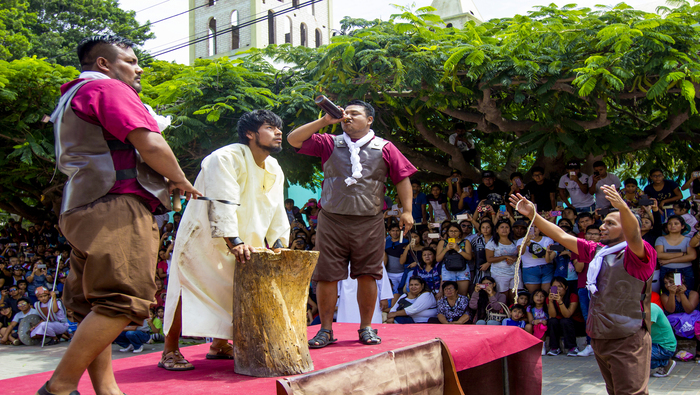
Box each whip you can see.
[42,255,61,348]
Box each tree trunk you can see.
[232,249,319,377]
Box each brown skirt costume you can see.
[312,209,385,282]
[59,194,160,324]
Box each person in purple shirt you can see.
[511,184,656,395]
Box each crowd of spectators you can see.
[0,212,176,350]
[287,162,700,377]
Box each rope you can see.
[511,200,535,294]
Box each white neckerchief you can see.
[72,71,171,132]
[342,130,375,186]
[586,241,627,294]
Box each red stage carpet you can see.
[3,323,542,394]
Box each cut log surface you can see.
[232,249,319,377]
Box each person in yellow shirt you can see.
[159,110,290,371]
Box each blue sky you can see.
[118,0,667,64]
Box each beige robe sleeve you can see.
[200,149,244,238]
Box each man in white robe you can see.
[159,110,290,370]
[336,265,393,324]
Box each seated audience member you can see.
[0,302,19,345]
[517,225,555,293]
[511,219,528,240]
[4,284,23,314]
[386,276,437,324]
[681,166,700,197]
[620,178,644,208]
[558,161,594,213]
[411,248,442,296]
[502,305,532,333]
[513,290,530,310]
[115,318,152,353]
[154,278,166,308]
[429,281,471,324]
[290,237,307,251]
[31,287,68,346]
[484,221,517,304]
[588,161,621,209]
[457,180,479,215]
[156,249,170,288]
[673,201,697,236]
[655,215,696,291]
[527,289,549,353]
[436,224,473,296]
[25,260,51,303]
[427,184,450,222]
[148,306,165,343]
[302,198,320,229]
[557,218,574,234]
[398,231,424,292]
[1,297,38,344]
[546,277,583,356]
[469,276,506,325]
[650,303,677,378]
[644,168,683,211]
[523,166,557,213]
[660,272,699,315]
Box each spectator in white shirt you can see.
[448,127,477,164]
[588,161,621,209]
[558,161,595,213]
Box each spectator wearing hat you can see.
[0,302,20,345]
[0,297,38,344]
[588,161,621,210]
[477,171,510,208]
[512,219,529,240]
[558,162,595,213]
[524,166,558,213]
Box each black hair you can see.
[550,276,571,305]
[664,215,687,233]
[155,306,165,313]
[592,160,606,168]
[530,289,547,307]
[410,179,421,186]
[431,184,443,191]
[451,169,462,176]
[557,218,573,229]
[407,276,429,294]
[236,110,283,145]
[18,297,31,305]
[77,35,135,70]
[345,99,375,118]
[624,178,638,187]
[17,280,28,286]
[284,198,295,205]
[388,223,401,231]
[510,172,523,181]
[585,224,600,233]
[442,280,458,291]
[673,201,691,211]
[493,220,513,246]
[576,212,594,224]
[649,168,663,177]
[510,304,527,316]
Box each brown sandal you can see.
[206,343,234,360]
[158,350,195,371]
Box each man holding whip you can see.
[510,185,655,395]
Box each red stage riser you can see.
[1,323,542,395]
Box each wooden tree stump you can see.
[232,249,319,377]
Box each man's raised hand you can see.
[508,193,536,220]
[601,185,626,210]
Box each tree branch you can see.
[626,110,690,152]
[476,88,535,137]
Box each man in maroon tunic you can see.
[288,100,416,347]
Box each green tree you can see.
[0,0,153,67]
[266,2,700,185]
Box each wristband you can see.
[228,237,244,247]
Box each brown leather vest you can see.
[586,248,652,339]
[52,79,171,214]
[320,135,388,216]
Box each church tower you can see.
[430,0,483,28]
[189,0,333,64]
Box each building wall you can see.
[190,0,333,64]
